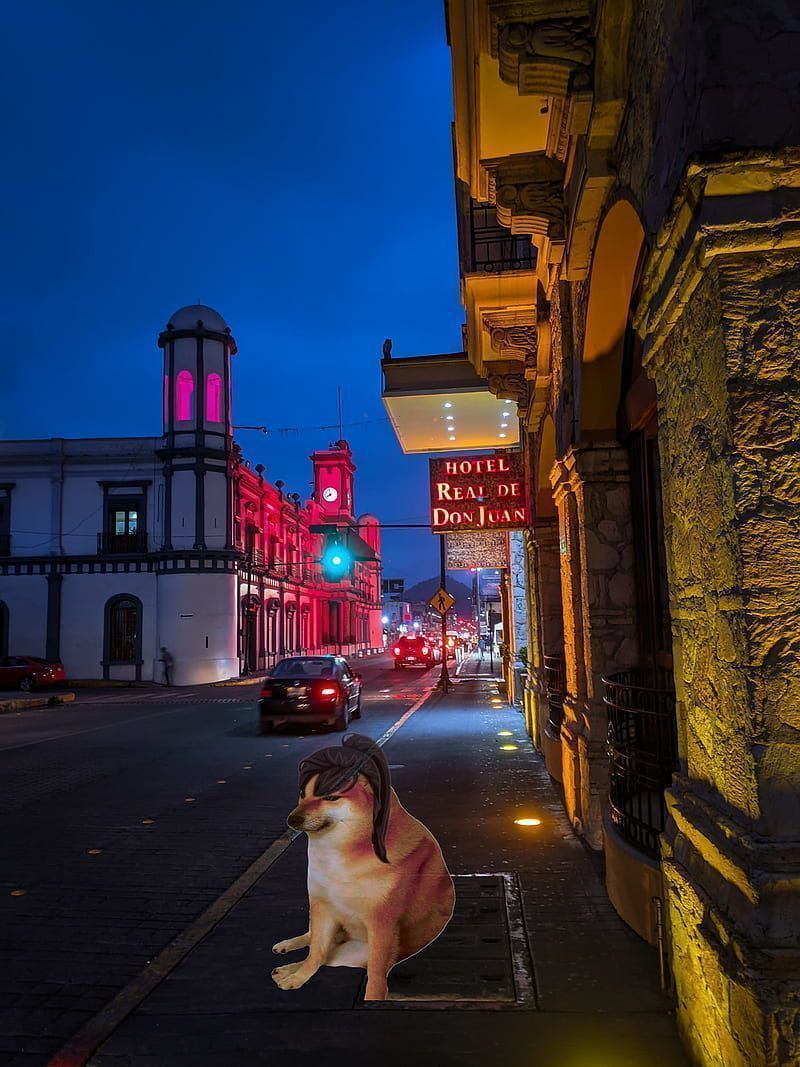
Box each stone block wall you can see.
[644,235,800,1066]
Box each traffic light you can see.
[320,532,354,583]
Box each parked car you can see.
[259,655,362,733]
[392,635,437,669]
[0,656,67,692]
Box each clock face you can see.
[322,486,339,503]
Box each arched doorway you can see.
[241,595,260,674]
[580,198,646,440]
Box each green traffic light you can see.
[321,536,353,582]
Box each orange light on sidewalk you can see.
[514,818,541,827]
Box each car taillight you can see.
[260,686,272,698]
[313,681,340,700]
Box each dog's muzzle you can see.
[287,809,305,830]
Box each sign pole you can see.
[438,535,451,693]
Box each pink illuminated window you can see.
[175,370,194,422]
[206,373,223,423]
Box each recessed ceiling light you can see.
[446,415,454,421]
[443,402,452,409]
[498,433,507,438]
[503,399,512,405]
[500,423,508,428]
[449,436,456,441]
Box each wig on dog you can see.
[298,734,391,863]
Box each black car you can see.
[392,635,436,669]
[258,655,362,732]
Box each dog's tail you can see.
[343,734,392,864]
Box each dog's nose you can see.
[287,810,304,830]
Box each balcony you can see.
[460,199,537,275]
[98,531,148,555]
[542,653,566,733]
[603,669,678,860]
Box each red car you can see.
[392,635,436,669]
[0,656,67,692]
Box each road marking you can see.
[46,681,435,1067]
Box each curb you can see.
[0,691,77,714]
[211,675,270,688]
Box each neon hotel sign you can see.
[429,452,528,533]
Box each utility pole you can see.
[438,535,451,693]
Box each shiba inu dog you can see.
[271,733,455,1001]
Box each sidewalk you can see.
[80,655,688,1066]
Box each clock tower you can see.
[311,440,355,521]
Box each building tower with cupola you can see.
[158,304,236,552]
[156,305,238,683]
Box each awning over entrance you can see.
[381,351,519,454]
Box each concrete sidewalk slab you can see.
[80,656,688,1066]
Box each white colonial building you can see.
[0,305,382,685]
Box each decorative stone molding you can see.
[486,371,529,412]
[497,18,593,98]
[489,152,565,242]
[482,310,537,362]
[634,151,800,373]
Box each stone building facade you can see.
[440,3,800,1064]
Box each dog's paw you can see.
[273,934,309,954]
[271,962,312,990]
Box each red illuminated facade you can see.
[234,439,383,673]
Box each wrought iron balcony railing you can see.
[98,531,148,555]
[463,199,537,275]
[542,653,566,733]
[603,668,678,860]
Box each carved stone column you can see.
[529,519,564,776]
[552,444,640,847]
[635,158,800,1067]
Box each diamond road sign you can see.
[428,588,456,615]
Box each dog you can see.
[271,733,455,1001]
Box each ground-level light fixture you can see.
[497,730,513,736]
[500,744,519,751]
[514,817,541,827]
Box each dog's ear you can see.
[343,734,391,864]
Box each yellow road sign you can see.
[428,587,456,615]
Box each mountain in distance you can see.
[403,575,474,618]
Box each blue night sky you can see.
[0,1,464,585]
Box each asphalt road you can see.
[0,652,439,1066]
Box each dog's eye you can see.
[322,795,342,802]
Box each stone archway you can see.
[579,198,646,440]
